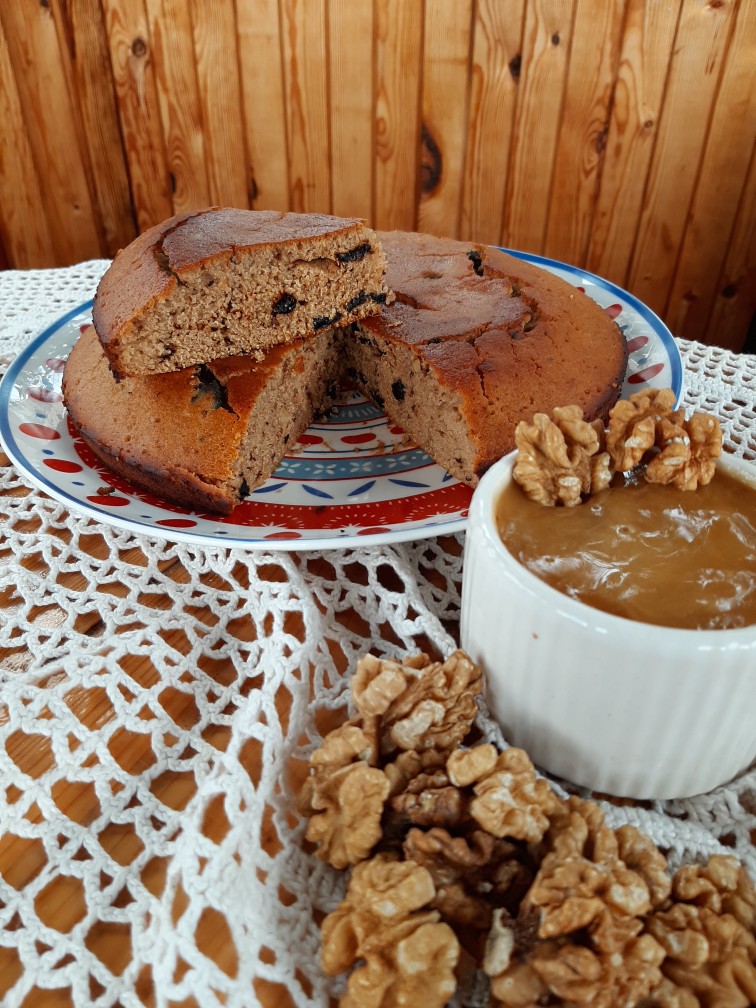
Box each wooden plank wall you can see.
[0,0,753,351]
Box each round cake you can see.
[64,228,628,514]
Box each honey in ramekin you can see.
[496,465,756,630]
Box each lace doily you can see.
[0,262,753,1008]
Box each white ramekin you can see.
[460,451,756,799]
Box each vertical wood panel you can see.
[0,18,56,267]
[665,0,756,345]
[502,0,577,252]
[373,0,424,231]
[705,145,756,353]
[189,0,249,208]
[329,0,374,221]
[460,0,525,246]
[586,0,682,285]
[627,0,737,315]
[101,0,173,232]
[417,0,474,239]
[543,0,627,266]
[144,0,211,215]
[55,0,137,256]
[279,0,331,213]
[0,2,101,264]
[235,0,290,212]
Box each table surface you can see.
[0,262,754,1008]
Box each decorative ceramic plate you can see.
[0,254,683,550]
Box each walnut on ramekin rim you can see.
[513,388,723,505]
[513,405,611,506]
[300,648,756,1008]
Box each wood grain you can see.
[0,18,56,267]
[665,0,756,346]
[417,0,475,240]
[279,0,331,213]
[235,0,290,212]
[626,0,737,316]
[0,2,101,265]
[373,0,424,230]
[55,0,137,257]
[460,0,526,245]
[329,0,374,220]
[101,0,173,232]
[706,143,756,353]
[189,0,250,209]
[144,0,211,215]
[0,1,753,350]
[586,0,682,286]
[543,0,627,266]
[503,0,577,253]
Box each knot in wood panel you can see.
[421,125,442,196]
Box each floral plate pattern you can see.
[0,253,683,550]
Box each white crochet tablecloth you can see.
[0,261,754,1008]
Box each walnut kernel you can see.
[513,405,610,506]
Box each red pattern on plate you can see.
[628,363,665,384]
[44,459,83,473]
[216,482,473,530]
[28,387,64,403]
[87,494,130,506]
[626,335,648,352]
[19,422,60,439]
[341,433,375,444]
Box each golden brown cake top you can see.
[362,230,627,405]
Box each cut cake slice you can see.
[63,324,343,515]
[92,207,390,378]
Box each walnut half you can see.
[302,720,390,869]
[321,854,460,1008]
[513,405,611,506]
[449,746,559,843]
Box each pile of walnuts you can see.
[299,650,756,1008]
[513,388,723,506]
